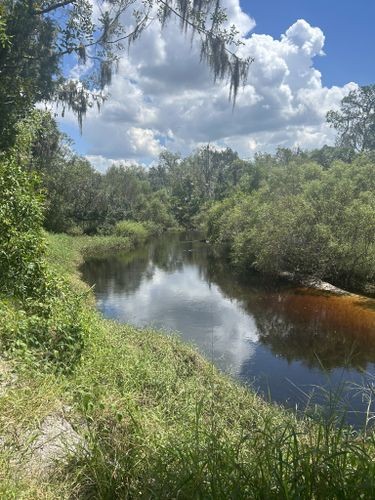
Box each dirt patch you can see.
[0,358,18,396]
[278,271,352,296]
[26,407,83,477]
[301,277,351,295]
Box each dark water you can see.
[81,232,375,425]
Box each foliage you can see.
[101,164,151,226]
[18,118,178,234]
[309,144,357,168]
[206,156,375,290]
[327,84,375,152]
[0,114,89,372]
[0,156,47,301]
[0,283,87,373]
[114,220,149,244]
[0,1,61,148]
[16,113,179,234]
[148,146,248,226]
[138,189,179,232]
[45,156,103,234]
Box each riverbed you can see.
[81,232,375,425]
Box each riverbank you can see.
[278,270,355,295]
[1,234,375,498]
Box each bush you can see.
[0,156,47,301]
[96,223,115,236]
[114,220,149,244]
[0,277,88,373]
[139,191,178,231]
[66,225,84,237]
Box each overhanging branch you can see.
[34,0,75,15]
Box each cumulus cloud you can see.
[61,2,357,167]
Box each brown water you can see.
[81,232,375,425]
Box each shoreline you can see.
[278,271,351,295]
[277,270,374,298]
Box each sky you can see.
[246,0,375,87]
[59,0,375,171]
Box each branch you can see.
[56,11,152,57]
[104,13,153,45]
[34,0,75,15]
[156,0,250,62]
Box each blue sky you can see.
[60,0,373,167]
[243,0,375,87]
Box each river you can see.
[81,232,375,426]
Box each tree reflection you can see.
[81,245,153,295]
[203,258,375,370]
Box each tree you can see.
[44,156,103,233]
[0,0,252,150]
[309,145,356,168]
[327,85,375,152]
[0,112,49,300]
[102,164,150,224]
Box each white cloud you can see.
[85,155,144,173]
[283,19,325,57]
[85,155,116,173]
[61,2,357,168]
[127,127,163,156]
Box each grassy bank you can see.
[1,234,375,498]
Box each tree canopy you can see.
[327,84,375,152]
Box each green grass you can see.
[46,233,137,274]
[1,233,375,498]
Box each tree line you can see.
[22,110,247,234]
[12,83,375,294]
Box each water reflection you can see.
[81,232,375,422]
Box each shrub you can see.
[139,191,178,232]
[66,225,84,237]
[0,156,47,301]
[0,117,89,373]
[0,274,88,373]
[206,158,375,289]
[114,220,149,244]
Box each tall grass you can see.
[64,322,375,499]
